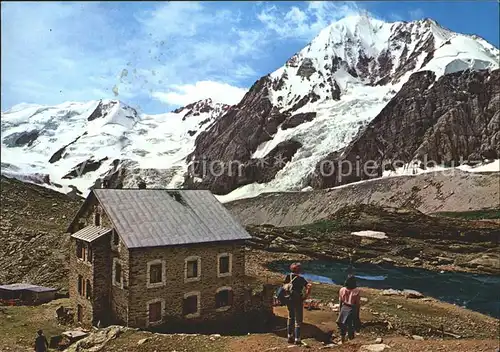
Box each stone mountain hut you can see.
[66,188,262,331]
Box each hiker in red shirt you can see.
[336,276,361,343]
[283,262,312,345]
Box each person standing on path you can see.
[283,262,312,345]
[336,276,361,344]
[34,330,49,352]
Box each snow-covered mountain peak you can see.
[171,98,231,122]
[0,95,232,194]
[268,15,498,111]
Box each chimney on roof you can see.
[138,180,146,189]
[169,191,184,204]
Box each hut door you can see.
[77,304,83,323]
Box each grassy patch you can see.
[0,299,71,351]
[289,219,345,233]
[432,209,500,220]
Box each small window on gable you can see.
[148,301,162,324]
[77,221,85,230]
[94,212,101,226]
[183,293,199,317]
[216,288,233,310]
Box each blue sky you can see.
[1,1,498,114]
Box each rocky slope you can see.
[226,170,500,226]
[185,16,499,197]
[246,204,500,275]
[310,69,500,188]
[0,176,82,290]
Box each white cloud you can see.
[408,8,425,20]
[257,1,363,41]
[1,1,435,114]
[1,2,261,113]
[152,81,247,106]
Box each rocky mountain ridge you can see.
[310,69,500,188]
[184,15,499,197]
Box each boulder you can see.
[359,344,391,352]
[403,289,424,298]
[381,289,401,296]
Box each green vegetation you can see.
[432,209,500,220]
[289,219,345,233]
[0,299,70,351]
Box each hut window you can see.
[113,259,122,287]
[217,253,232,277]
[87,246,93,263]
[184,256,201,282]
[86,280,92,299]
[77,275,84,296]
[94,210,101,226]
[148,301,162,323]
[76,241,83,259]
[77,304,83,323]
[147,299,165,325]
[147,259,165,288]
[183,292,200,318]
[215,287,233,310]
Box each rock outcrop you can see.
[310,69,500,188]
[184,76,293,194]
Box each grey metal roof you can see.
[71,225,111,243]
[92,189,252,248]
[0,283,57,292]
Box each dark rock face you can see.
[282,113,317,130]
[239,140,303,186]
[177,98,231,121]
[185,139,302,194]
[62,157,109,179]
[184,76,276,193]
[297,58,316,79]
[310,69,500,189]
[49,132,88,164]
[3,130,40,147]
[87,100,138,121]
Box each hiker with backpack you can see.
[336,275,361,344]
[281,262,312,345]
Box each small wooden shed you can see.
[0,283,57,305]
